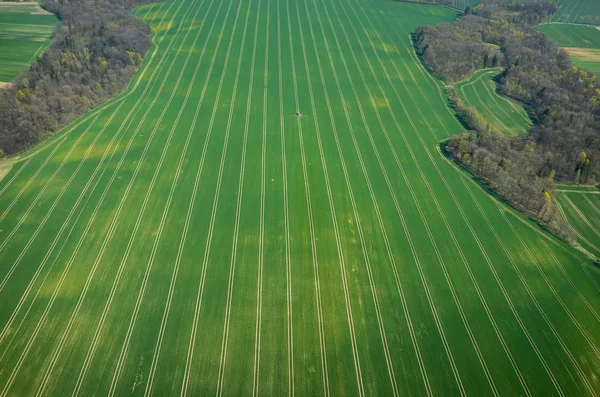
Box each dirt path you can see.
[0,163,14,183]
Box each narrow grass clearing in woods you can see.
[0,0,598,396]
[453,68,532,137]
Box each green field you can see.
[453,68,532,137]
[0,2,57,83]
[549,0,600,24]
[556,188,600,258]
[537,23,600,76]
[0,0,599,396]
[538,23,600,48]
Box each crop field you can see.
[453,69,531,137]
[537,23,600,76]
[545,0,600,24]
[0,2,56,83]
[556,187,600,259]
[0,0,599,396]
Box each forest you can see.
[0,0,153,156]
[416,0,600,236]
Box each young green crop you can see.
[0,0,598,396]
[0,4,56,82]
[453,68,532,137]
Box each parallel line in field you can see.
[583,194,600,216]
[562,0,582,21]
[0,4,174,358]
[401,33,458,132]
[141,0,226,395]
[500,199,600,355]
[0,0,175,341]
[580,263,600,292]
[0,0,193,392]
[563,194,600,238]
[334,0,446,393]
[276,2,294,395]
[538,237,600,322]
[480,78,526,131]
[0,99,127,296]
[496,205,598,396]
[0,111,101,285]
[485,78,528,115]
[342,2,501,395]
[304,1,365,396]
[179,0,246,394]
[30,99,139,397]
[366,7,529,393]
[394,5,597,374]
[467,83,514,136]
[104,0,225,393]
[0,95,102,256]
[215,0,256,394]
[0,0,174,217]
[400,29,588,272]
[307,4,433,396]
[136,0,232,392]
[361,7,535,395]
[324,0,468,395]
[458,77,512,136]
[286,0,330,394]
[0,0,182,274]
[66,1,205,391]
[461,179,566,397]
[33,89,163,397]
[555,198,600,254]
[325,1,434,395]
[69,44,187,395]
[0,158,31,197]
[0,135,66,224]
[252,0,269,393]
[24,0,198,394]
[571,0,586,23]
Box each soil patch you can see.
[0,163,13,183]
[564,47,600,61]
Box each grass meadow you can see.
[453,68,531,137]
[0,2,56,83]
[537,23,600,76]
[0,0,598,395]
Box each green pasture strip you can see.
[454,69,531,137]
[0,0,598,396]
[556,184,600,192]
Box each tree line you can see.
[0,0,154,157]
[415,0,600,238]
